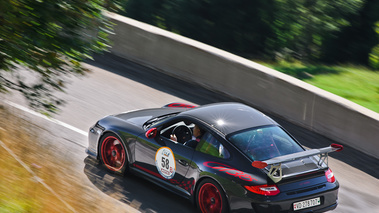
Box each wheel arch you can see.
[97,129,133,167]
[192,175,231,212]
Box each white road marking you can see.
[4,101,88,136]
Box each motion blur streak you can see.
[0,140,77,213]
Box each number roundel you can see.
[155,147,176,179]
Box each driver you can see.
[171,124,204,143]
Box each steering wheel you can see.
[172,125,192,144]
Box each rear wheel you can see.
[100,133,127,174]
[196,179,228,213]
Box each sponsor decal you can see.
[155,147,176,179]
[203,161,257,182]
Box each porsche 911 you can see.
[87,102,342,213]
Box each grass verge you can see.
[265,62,379,114]
[0,105,127,213]
[0,107,69,212]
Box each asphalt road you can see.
[1,53,378,213]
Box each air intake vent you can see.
[95,122,105,131]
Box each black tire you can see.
[99,133,128,175]
[196,179,229,213]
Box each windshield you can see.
[144,113,178,129]
[228,126,304,161]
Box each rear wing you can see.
[252,144,343,183]
[162,102,197,108]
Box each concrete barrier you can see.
[105,12,379,159]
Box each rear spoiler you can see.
[163,102,197,108]
[252,144,343,183]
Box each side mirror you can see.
[145,128,157,139]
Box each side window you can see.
[160,120,189,139]
[197,132,230,159]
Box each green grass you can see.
[265,62,379,114]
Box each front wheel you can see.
[100,133,128,175]
[196,179,228,213]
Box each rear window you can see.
[228,126,303,161]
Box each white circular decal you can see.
[155,147,176,179]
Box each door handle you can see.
[178,159,189,166]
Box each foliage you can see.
[0,0,117,113]
[122,0,276,58]
[369,45,379,70]
[369,22,379,70]
[121,0,377,64]
[168,0,276,57]
[321,0,379,65]
[271,0,363,61]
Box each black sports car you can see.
[87,102,342,213]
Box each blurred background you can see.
[1,0,379,113]
[121,0,378,66]
[1,0,379,212]
[119,0,379,113]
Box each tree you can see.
[121,0,167,26]
[170,0,276,58]
[0,0,117,113]
[122,0,365,63]
[272,0,363,62]
[369,21,379,70]
[321,0,379,66]
[122,0,276,58]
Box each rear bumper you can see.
[311,202,337,213]
[230,181,339,213]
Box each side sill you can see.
[86,148,98,159]
[129,167,191,199]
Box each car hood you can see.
[113,107,186,127]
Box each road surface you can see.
[1,53,378,213]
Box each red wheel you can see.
[197,179,228,213]
[100,133,127,174]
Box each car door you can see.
[134,118,196,186]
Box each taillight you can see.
[244,184,280,196]
[325,168,336,183]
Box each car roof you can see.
[180,102,278,135]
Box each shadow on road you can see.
[87,54,233,106]
[87,53,379,180]
[83,156,196,213]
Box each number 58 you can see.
[161,157,169,169]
